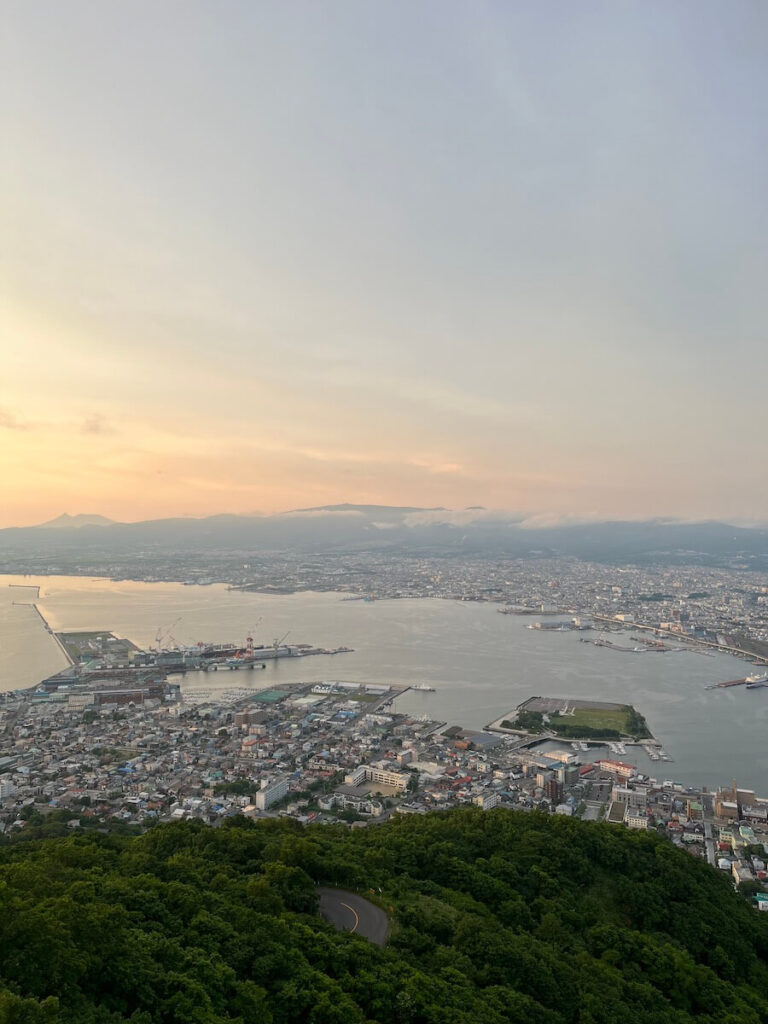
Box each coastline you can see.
[2,573,767,791]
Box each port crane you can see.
[273,630,290,652]
[154,617,182,650]
[244,618,263,656]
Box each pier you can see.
[31,605,75,666]
[703,675,768,690]
[581,637,645,653]
[707,677,748,690]
[8,583,41,598]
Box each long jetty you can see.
[30,604,74,666]
[8,583,41,598]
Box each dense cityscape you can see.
[2,607,766,914]
[8,548,768,656]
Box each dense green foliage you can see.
[549,722,621,740]
[0,808,766,1023]
[1,807,142,845]
[514,709,545,732]
[624,707,652,739]
[213,781,256,797]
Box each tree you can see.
[0,808,765,1024]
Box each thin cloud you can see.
[282,508,365,519]
[403,508,522,528]
[0,406,27,430]
[81,414,116,435]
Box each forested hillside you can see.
[0,808,766,1024]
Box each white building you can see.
[625,810,649,830]
[255,776,289,810]
[611,785,648,808]
[474,792,500,811]
[548,750,578,765]
[344,765,408,791]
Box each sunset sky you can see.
[2,2,767,527]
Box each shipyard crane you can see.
[244,618,263,656]
[155,616,182,650]
[240,618,263,658]
[273,630,290,652]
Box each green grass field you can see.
[564,707,632,732]
[551,704,651,739]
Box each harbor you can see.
[32,627,355,702]
[8,599,356,711]
[3,576,768,792]
[578,634,705,655]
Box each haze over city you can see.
[3,2,767,527]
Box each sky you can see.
[2,1,767,527]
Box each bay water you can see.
[1,574,766,792]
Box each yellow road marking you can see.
[340,901,359,933]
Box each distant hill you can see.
[34,513,116,529]
[2,506,768,568]
[0,809,765,1022]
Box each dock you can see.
[586,638,645,653]
[29,604,75,666]
[8,583,41,598]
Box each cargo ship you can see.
[745,672,768,690]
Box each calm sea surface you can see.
[1,574,766,793]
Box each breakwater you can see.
[30,604,74,665]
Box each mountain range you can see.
[35,513,116,529]
[1,505,767,566]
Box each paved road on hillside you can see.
[317,887,389,946]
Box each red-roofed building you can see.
[451,776,473,789]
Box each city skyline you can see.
[3,2,768,527]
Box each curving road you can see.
[317,887,389,946]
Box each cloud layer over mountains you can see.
[1,505,767,568]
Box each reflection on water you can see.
[0,583,69,689]
[1,574,767,792]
